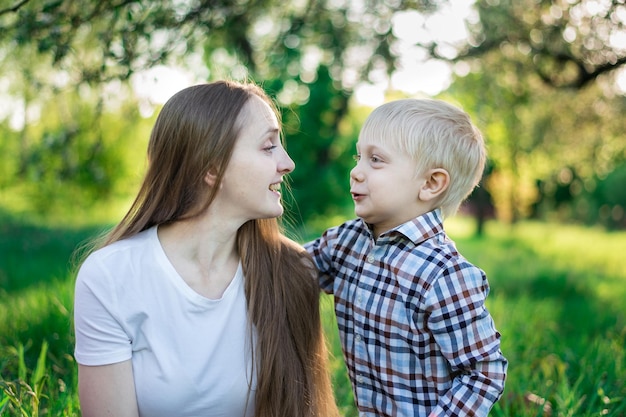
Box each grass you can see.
[1,212,625,416]
[445,218,626,417]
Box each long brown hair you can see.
[96,80,338,416]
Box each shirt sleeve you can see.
[74,254,133,366]
[304,228,338,295]
[425,262,507,416]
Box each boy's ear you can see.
[418,168,450,202]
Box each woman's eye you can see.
[264,145,278,152]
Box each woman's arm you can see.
[78,360,139,417]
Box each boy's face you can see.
[350,137,433,237]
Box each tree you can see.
[433,0,626,227]
[447,0,626,89]
[0,0,447,223]
[5,0,625,227]
[446,33,626,226]
[1,0,445,81]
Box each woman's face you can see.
[215,95,295,222]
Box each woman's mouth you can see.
[269,183,281,192]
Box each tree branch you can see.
[0,0,31,16]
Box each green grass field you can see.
[1,213,624,416]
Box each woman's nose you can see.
[279,148,295,174]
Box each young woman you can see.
[74,80,339,417]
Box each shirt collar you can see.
[370,209,444,245]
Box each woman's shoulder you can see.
[76,227,163,299]
[82,227,157,270]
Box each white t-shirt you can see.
[74,226,256,417]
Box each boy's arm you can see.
[426,264,508,417]
[303,229,338,294]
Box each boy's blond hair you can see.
[359,98,486,218]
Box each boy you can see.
[306,99,507,417]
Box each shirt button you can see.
[356,375,364,383]
[366,254,375,263]
[355,334,362,342]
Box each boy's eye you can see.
[264,145,278,152]
[369,154,386,164]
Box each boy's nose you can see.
[350,166,364,182]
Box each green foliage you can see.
[468,0,626,89]
[439,0,626,228]
[320,296,358,417]
[1,342,48,416]
[279,66,360,224]
[0,86,154,223]
[599,164,626,208]
[0,213,89,416]
[1,214,626,416]
[530,161,626,230]
[0,341,79,417]
[445,217,626,417]
[0,0,449,228]
[447,60,626,226]
[594,163,626,229]
[2,0,626,230]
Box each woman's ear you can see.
[418,168,450,202]
[204,169,219,187]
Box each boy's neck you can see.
[370,207,440,239]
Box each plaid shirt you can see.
[306,209,507,417]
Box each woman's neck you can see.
[157,217,240,299]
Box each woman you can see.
[74,80,339,417]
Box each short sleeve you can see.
[73,254,133,366]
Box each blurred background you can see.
[1,0,625,230]
[0,0,624,416]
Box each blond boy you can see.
[306,99,507,416]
